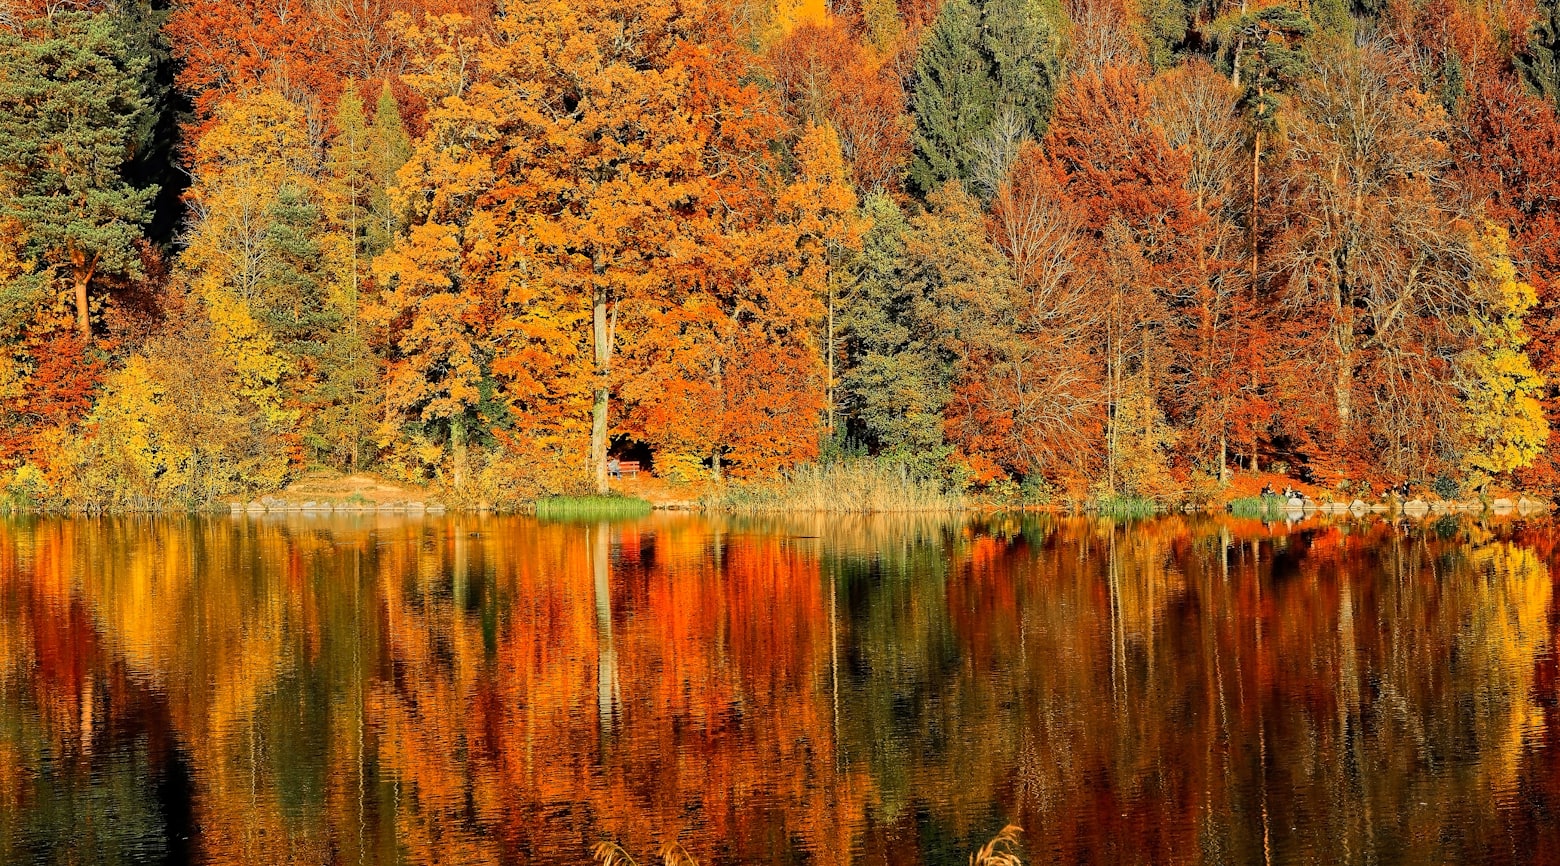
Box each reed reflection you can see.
[0,512,1557,864]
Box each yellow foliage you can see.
[51,332,290,508]
[0,217,35,315]
[1102,374,1179,499]
[655,451,713,484]
[180,91,320,427]
[1461,224,1548,485]
[0,353,21,404]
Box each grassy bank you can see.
[1227,495,1287,518]
[534,494,653,520]
[1091,496,1160,517]
[706,460,963,513]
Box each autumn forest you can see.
[3,0,1560,509]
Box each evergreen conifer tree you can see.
[909,0,988,195]
[983,0,1060,134]
[909,0,1059,196]
[839,195,951,467]
[1518,0,1560,106]
[0,12,156,342]
[327,84,373,298]
[319,84,381,470]
[368,82,413,258]
[112,0,187,244]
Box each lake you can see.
[1,511,1558,864]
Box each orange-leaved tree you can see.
[1272,41,1476,479]
[765,19,912,195]
[620,124,862,480]
[384,1,859,493]
[1042,62,1202,496]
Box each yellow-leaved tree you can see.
[1460,224,1549,489]
[180,91,322,426]
[67,325,292,507]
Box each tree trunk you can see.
[827,275,836,438]
[1334,351,1353,437]
[1106,331,1119,494]
[71,255,93,343]
[1333,279,1353,440]
[1251,125,1261,289]
[451,416,467,490]
[592,292,612,494]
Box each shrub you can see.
[1431,474,1461,500]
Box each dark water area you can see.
[2,511,1560,864]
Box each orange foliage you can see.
[166,0,489,129]
[0,329,104,474]
[766,20,913,194]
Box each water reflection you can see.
[0,512,1558,864]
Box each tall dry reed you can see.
[707,459,964,513]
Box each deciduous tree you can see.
[1274,42,1476,476]
[1460,224,1548,487]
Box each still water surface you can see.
[2,512,1559,864]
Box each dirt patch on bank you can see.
[236,472,441,511]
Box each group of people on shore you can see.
[1262,480,1416,502]
[1259,484,1308,502]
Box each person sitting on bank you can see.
[607,457,621,479]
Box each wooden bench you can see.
[611,460,640,479]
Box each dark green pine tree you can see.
[909,0,1059,197]
[981,0,1060,141]
[1215,6,1311,287]
[112,0,189,246]
[0,12,156,343]
[1233,6,1313,114]
[1517,0,1560,107]
[908,0,986,196]
[258,184,338,354]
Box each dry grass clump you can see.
[591,825,1021,865]
[591,841,698,866]
[971,825,1024,866]
[708,459,964,513]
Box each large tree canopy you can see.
[0,11,155,342]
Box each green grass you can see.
[1091,496,1160,517]
[534,494,653,520]
[1228,495,1285,518]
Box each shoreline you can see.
[2,496,1551,518]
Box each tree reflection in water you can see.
[0,512,1557,864]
